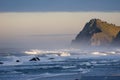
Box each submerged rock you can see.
[48,58,55,60]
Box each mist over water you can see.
[0,34,76,56]
[1,34,120,80]
[0,34,75,49]
[0,33,119,56]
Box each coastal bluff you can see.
[72,19,120,47]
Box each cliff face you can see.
[112,31,120,46]
[72,19,120,46]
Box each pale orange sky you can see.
[0,12,120,37]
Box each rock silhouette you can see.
[29,57,40,61]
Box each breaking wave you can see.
[1,48,120,80]
[24,49,71,56]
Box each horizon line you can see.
[0,10,120,13]
[0,11,120,13]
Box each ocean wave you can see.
[91,51,120,56]
[28,72,78,80]
[91,51,107,56]
[0,55,67,66]
[1,48,120,66]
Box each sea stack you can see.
[72,19,120,47]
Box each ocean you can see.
[0,35,120,80]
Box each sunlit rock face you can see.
[91,33,110,46]
[72,19,120,46]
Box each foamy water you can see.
[0,48,120,80]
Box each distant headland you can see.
[72,19,120,47]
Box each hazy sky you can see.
[0,0,120,37]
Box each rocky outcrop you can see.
[29,57,40,61]
[72,19,120,46]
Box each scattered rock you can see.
[48,58,55,60]
[0,62,3,64]
[16,60,20,62]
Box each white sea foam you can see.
[24,49,71,57]
[0,54,67,66]
[78,68,90,74]
[91,51,107,56]
[1,48,120,66]
[62,65,76,69]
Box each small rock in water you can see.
[0,62,3,64]
[48,58,55,60]
[29,57,40,61]
[16,60,20,62]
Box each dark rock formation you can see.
[16,60,20,62]
[29,57,40,61]
[72,19,102,46]
[72,19,120,47]
[0,62,3,64]
[48,57,55,60]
